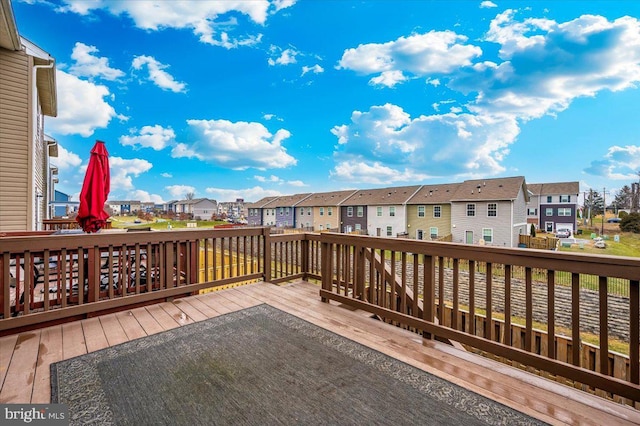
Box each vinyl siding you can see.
[313,206,339,231]
[367,205,408,237]
[406,204,452,240]
[0,48,30,231]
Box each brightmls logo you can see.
[1,405,68,425]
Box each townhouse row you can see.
[246,177,580,248]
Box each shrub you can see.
[620,212,640,233]
[530,223,536,237]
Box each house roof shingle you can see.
[270,193,312,207]
[450,177,527,202]
[296,190,358,207]
[340,185,422,206]
[406,183,462,204]
[528,182,580,196]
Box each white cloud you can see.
[119,125,176,150]
[160,172,173,178]
[451,13,640,120]
[330,161,429,185]
[584,146,640,180]
[166,185,196,199]
[109,156,153,191]
[205,186,283,202]
[301,64,324,76]
[45,70,118,137]
[480,1,497,8]
[128,190,164,204]
[337,31,482,86]
[50,144,82,170]
[55,0,285,48]
[173,119,297,169]
[268,46,299,66]
[132,55,187,93]
[255,175,282,183]
[69,42,125,81]
[331,103,519,181]
[288,180,306,187]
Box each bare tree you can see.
[186,192,195,200]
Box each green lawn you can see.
[558,228,640,258]
[109,216,227,230]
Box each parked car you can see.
[555,229,571,238]
[606,218,621,223]
[594,239,606,249]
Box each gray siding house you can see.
[246,196,278,226]
[272,193,311,228]
[527,182,580,233]
[450,177,529,248]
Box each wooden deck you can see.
[1,280,639,425]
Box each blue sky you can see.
[13,0,640,203]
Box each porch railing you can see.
[1,228,639,405]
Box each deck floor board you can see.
[1,280,639,425]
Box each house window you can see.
[279,207,283,215]
[347,207,353,217]
[299,207,304,216]
[545,208,553,216]
[386,226,393,236]
[482,228,493,243]
[355,223,361,231]
[389,206,395,217]
[308,208,311,215]
[560,195,570,203]
[433,205,441,218]
[326,224,331,230]
[286,207,290,216]
[319,224,324,231]
[547,196,553,203]
[466,204,475,217]
[320,207,324,216]
[487,203,497,217]
[328,207,333,216]
[527,208,537,216]
[558,208,572,216]
[376,206,383,217]
[357,206,364,217]
[417,206,425,217]
[429,227,438,239]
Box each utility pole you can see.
[601,187,606,236]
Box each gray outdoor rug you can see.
[51,304,546,425]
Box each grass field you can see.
[109,216,227,230]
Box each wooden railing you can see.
[0,228,268,333]
[316,233,640,405]
[1,228,639,405]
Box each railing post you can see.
[301,234,309,281]
[423,254,435,339]
[263,228,272,283]
[320,240,332,302]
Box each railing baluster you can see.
[469,260,476,335]
[1,253,9,318]
[390,251,396,313]
[412,254,419,317]
[438,256,444,326]
[423,254,435,339]
[453,258,459,330]
[486,262,493,341]
[401,252,407,315]
[548,270,556,359]
[631,280,639,385]
[23,251,31,314]
[525,266,532,351]
[60,249,67,308]
[504,264,511,345]
[572,272,581,366]
[43,249,50,311]
[599,276,609,376]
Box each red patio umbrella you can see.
[76,140,110,233]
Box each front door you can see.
[465,231,474,244]
[416,229,423,240]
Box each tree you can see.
[584,189,604,217]
[186,192,195,200]
[620,212,640,233]
[530,223,536,237]
[614,185,632,210]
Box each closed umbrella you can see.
[76,140,110,233]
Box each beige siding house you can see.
[295,190,357,231]
[0,0,57,231]
[450,177,529,248]
[406,183,460,240]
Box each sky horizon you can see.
[12,0,640,203]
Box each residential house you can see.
[295,190,357,231]
[51,190,74,217]
[450,177,529,248]
[107,200,142,215]
[527,182,580,233]
[342,186,421,236]
[406,183,460,240]
[272,193,311,228]
[173,198,217,220]
[217,199,246,220]
[246,196,278,226]
[0,0,58,231]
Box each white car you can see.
[594,239,606,249]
